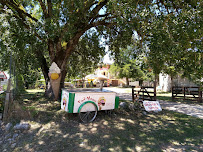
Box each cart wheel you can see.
[78,101,98,123]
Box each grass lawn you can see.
[156,92,172,102]
[2,89,203,152]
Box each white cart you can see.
[61,88,119,122]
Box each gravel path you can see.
[159,100,203,119]
[103,88,203,120]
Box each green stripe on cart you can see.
[68,93,75,113]
[115,96,119,109]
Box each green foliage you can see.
[0,0,202,90]
[0,7,42,90]
[143,1,203,84]
[109,46,152,84]
[66,29,105,79]
[110,60,145,81]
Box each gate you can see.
[132,86,156,102]
[172,86,202,103]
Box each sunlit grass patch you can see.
[26,89,45,93]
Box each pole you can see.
[100,80,104,91]
[199,88,202,103]
[3,79,11,122]
[132,86,135,102]
[183,87,186,101]
[172,86,174,101]
[154,81,157,101]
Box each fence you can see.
[132,86,156,102]
[172,86,202,103]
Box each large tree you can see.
[146,1,203,86]
[0,0,201,98]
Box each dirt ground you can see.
[0,91,203,152]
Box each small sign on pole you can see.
[143,101,162,112]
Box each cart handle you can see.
[78,101,98,113]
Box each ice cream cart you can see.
[61,88,119,122]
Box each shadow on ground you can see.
[1,90,203,152]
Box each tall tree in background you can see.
[0,0,201,98]
[109,46,146,86]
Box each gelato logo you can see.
[98,97,106,110]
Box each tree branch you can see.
[89,13,114,23]
[88,0,108,22]
[97,13,111,18]
[36,0,48,18]
[91,20,117,27]
[82,0,97,13]
[62,19,117,58]
[47,0,52,17]
[171,0,180,14]
[60,19,117,63]
[48,40,55,61]
[1,0,38,22]
[1,2,43,41]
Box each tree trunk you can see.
[171,76,174,93]
[154,74,158,87]
[45,81,55,99]
[154,74,158,101]
[43,44,73,99]
[60,69,67,89]
[41,30,85,100]
[139,80,143,87]
[36,49,54,99]
[126,77,129,87]
[3,79,12,122]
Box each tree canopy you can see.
[145,2,202,85]
[0,0,202,97]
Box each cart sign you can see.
[0,71,7,79]
[61,91,69,111]
[143,101,162,112]
[73,93,115,113]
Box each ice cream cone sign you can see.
[49,62,61,100]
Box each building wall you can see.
[159,73,198,92]
[173,75,197,87]
[159,73,171,92]
[129,81,139,87]
[94,65,126,86]
[95,67,110,79]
